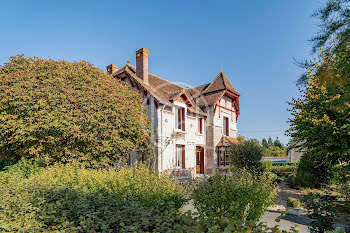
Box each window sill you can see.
[195,132,204,136]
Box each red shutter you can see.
[181,145,185,168]
[199,118,203,134]
[181,108,185,131]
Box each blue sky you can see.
[0,0,322,144]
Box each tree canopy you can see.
[288,0,349,185]
[227,140,263,171]
[0,55,149,166]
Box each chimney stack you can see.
[136,48,149,84]
[106,64,117,74]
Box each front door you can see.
[196,146,205,174]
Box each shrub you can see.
[272,162,298,167]
[0,163,187,232]
[304,190,337,233]
[228,140,263,171]
[270,165,296,177]
[192,168,278,223]
[0,55,149,166]
[333,163,350,202]
[0,158,43,184]
[0,159,12,171]
[287,197,301,208]
[263,171,278,183]
[262,160,273,171]
[287,171,319,189]
[296,152,331,187]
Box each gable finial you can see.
[221,64,223,73]
[127,58,130,65]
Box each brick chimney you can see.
[136,48,149,84]
[106,64,117,74]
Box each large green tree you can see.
[289,0,349,184]
[0,55,149,166]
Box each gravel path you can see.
[261,210,310,232]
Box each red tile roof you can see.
[217,136,239,147]
[113,64,240,115]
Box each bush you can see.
[295,153,331,187]
[0,158,43,184]
[272,162,298,167]
[287,171,319,189]
[304,190,337,233]
[228,140,263,171]
[333,163,350,202]
[0,159,12,171]
[262,160,273,171]
[192,169,278,223]
[0,55,149,166]
[287,197,301,208]
[270,165,296,177]
[0,163,186,232]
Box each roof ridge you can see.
[123,63,186,90]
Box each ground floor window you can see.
[216,147,229,167]
[175,145,185,168]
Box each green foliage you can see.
[262,146,287,157]
[333,163,350,202]
[290,153,330,188]
[287,172,319,189]
[178,211,299,233]
[272,162,298,167]
[262,138,268,148]
[262,160,273,171]
[268,136,273,147]
[0,55,149,166]
[287,197,301,208]
[260,137,287,157]
[0,161,298,232]
[0,159,12,171]
[0,162,186,232]
[228,140,263,171]
[270,166,296,177]
[309,0,350,52]
[289,39,350,185]
[304,190,337,233]
[273,138,283,148]
[0,158,43,184]
[192,169,279,223]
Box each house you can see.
[107,48,241,176]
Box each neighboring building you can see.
[288,142,305,162]
[107,48,240,176]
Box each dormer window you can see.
[176,108,185,131]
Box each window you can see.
[217,148,224,166]
[176,108,185,131]
[198,118,203,134]
[176,145,185,168]
[216,147,229,167]
[223,117,229,136]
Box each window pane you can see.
[177,109,182,130]
[176,145,182,167]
